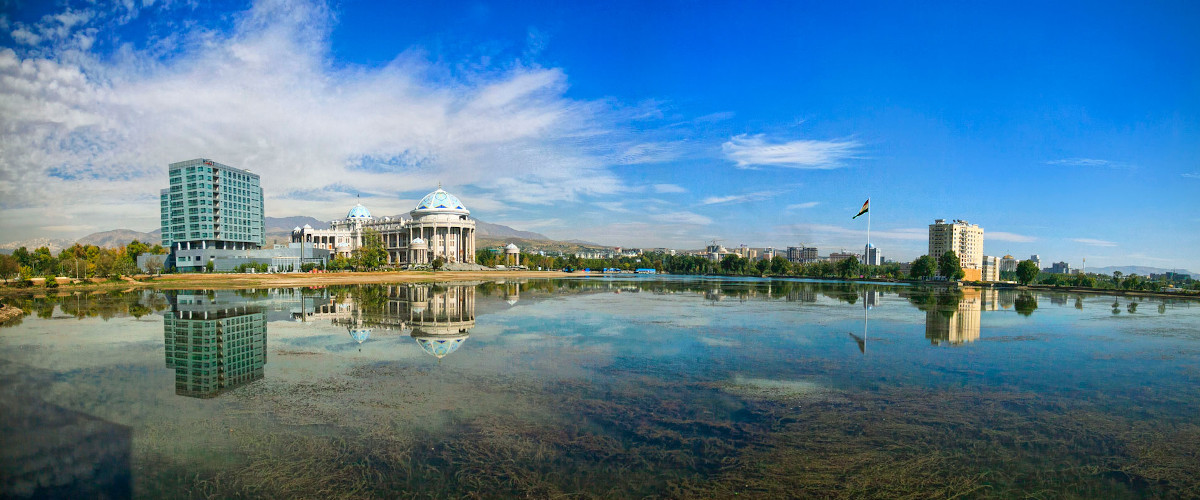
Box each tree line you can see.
[0,240,169,282]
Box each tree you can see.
[205,260,214,273]
[0,254,19,282]
[126,240,150,260]
[354,229,387,270]
[1016,260,1039,285]
[144,255,164,275]
[769,255,791,275]
[938,251,963,280]
[836,257,861,279]
[431,257,445,270]
[910,255,936,280]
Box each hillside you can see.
[2,215,576,251]
[1084,266,1196,277]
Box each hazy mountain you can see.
[77,229,158,248]
[474,220,549,240]
[1085,266,1196,277]
[266,216,326,231]
[2,216,566,252]
[0,238,76,253]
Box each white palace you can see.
[291,187,477,267]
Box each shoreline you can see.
[1,272,1196,301]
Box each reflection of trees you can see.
[1014,293,1038,317]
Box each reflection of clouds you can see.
[699,337,739,348]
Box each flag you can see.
[852,199,869,219]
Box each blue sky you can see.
[1,0,1197,271]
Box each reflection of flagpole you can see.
[863,291,869,355]
[867,198,871,264]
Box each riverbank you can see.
[0,270,578,296]
[0,304,22,324]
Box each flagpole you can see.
[866,198,871,265]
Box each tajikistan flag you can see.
[853,199,869,219]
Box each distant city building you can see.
[862,244,883,266]
[928,219,984,274]
[705,244,730,262]
[1000,254,1018,273]
[1029,254,1041,270]
[981,256,1000,282]
[828,251,859,263]
[786,246,818,264]
[757,247,777,260]
[1048,261,1071,274]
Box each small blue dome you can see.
[346,203,372,219]
[412,188,469,216]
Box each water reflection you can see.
[163,291,267,398]
[289,284,478,359]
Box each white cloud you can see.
[652,183,686,193]
[1071,238,1117,247]
[786,201,819,210]
[0,0,651,242]
[1045,158,1134,170]
[988,231,1038,243]
[700,190,784,205]
[649,211,713,225]
[1182,172,1200,179]
[721,133,860,169]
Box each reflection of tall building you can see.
[925,288,982,345]
[164,291,267,398]
[863,290,881,309]
[406,285,476,359]
[981,289,999,311]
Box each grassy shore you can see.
[0,270,578,296]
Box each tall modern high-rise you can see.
[161,158,264,252]
[928,219,984,272]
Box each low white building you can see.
[292,187,477,267]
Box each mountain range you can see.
[0,216,557,253]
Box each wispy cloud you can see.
[649,211,713,225]
[701,190,785,205]
[1071,238,1117,247]
[786,201,819,210]
[721,134,861,169]
[1046,158,1134,170]
[989,231,1038,243]
[652,183,687,193]
[1183,172,1200,179]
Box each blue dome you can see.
[412,188,469,216]
[346,203,372,219]
[413,335,467,359]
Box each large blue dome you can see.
[346,203,372,219]
[413,335,468,359]
[412,188,469,216]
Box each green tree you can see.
[0,254,19,282]
[769,255,791,275]
[353,229,387,270]
[431,257,445,270]
[126,240,150,260]
[836,257,861,279]
[12,247,31,268]
[937,251,963,280]
[1016,260,1039,285]
[205,260,214,273]
[910,255,936,280]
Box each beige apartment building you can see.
[928,219,984,277]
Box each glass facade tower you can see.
[160,158,265,251]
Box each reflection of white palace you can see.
[291,187,477,267]
[295,284,477,359]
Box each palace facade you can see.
[291,187,477,267]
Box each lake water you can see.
[2,277,1198,498]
